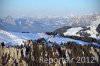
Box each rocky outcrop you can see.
[53,26,72,34]
[0,39,100,66]
[96,24,100,34]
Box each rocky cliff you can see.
[0,39,100,66]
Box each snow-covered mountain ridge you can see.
[54,23,100,38]
[63,26,100,38]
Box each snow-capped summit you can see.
[3,16,16,25]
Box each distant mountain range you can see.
[0,13,100,33]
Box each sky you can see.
[0,0,100,17]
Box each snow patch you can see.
[63,27,83,36]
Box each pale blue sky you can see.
[0,0,100,17]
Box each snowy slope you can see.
[63,26,100,38]
[85,26,99,38]
[0,29,100,46]
[11,32,50,40]
[63,27,83,36]
[0,29,25,45]
[12,32,92,45]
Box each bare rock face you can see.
[53,26,72,34]
[96,24,100,34]
[0,40,100,66]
